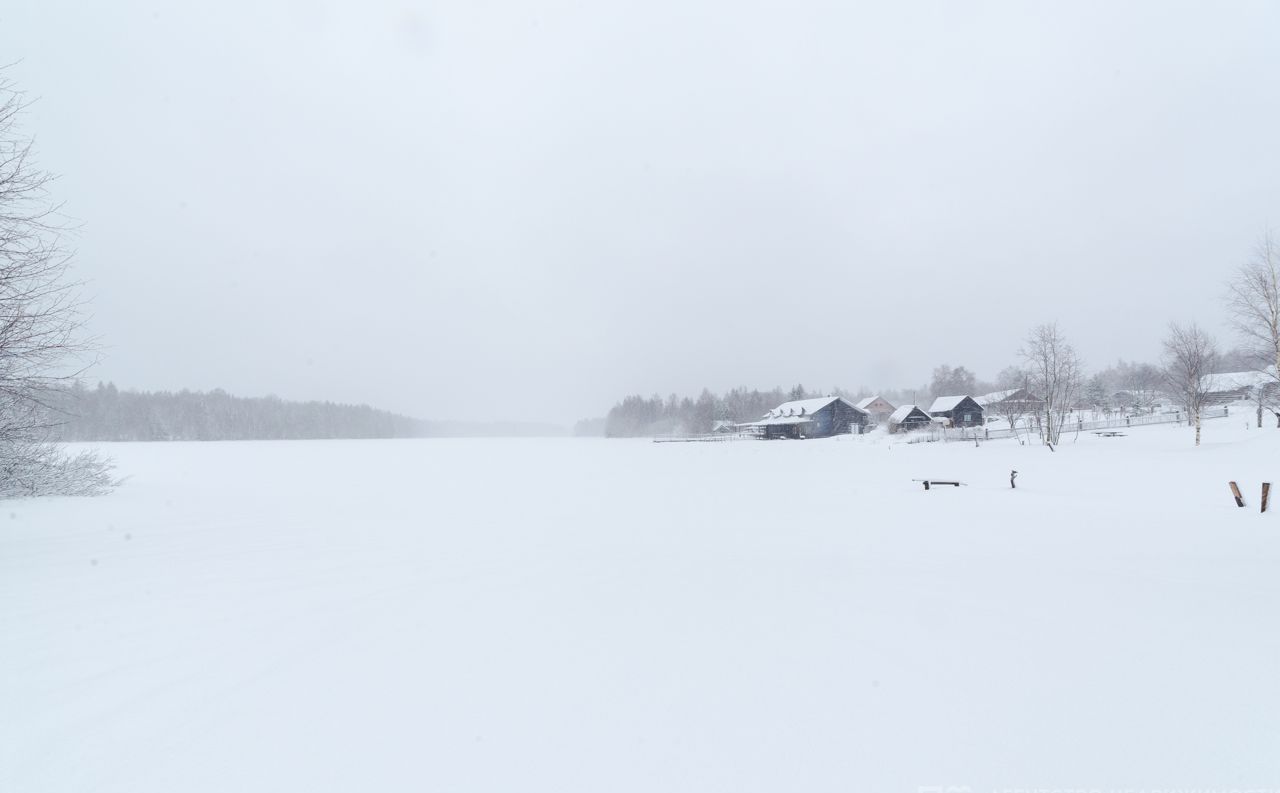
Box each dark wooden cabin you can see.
[1199,370,1280,406]
[976,387,1044,413]
[746,396,870,439]
[888,404,932,433]
[928,395,985,427]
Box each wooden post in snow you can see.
[1230,481,1245,508]
[1262,483,1271,514]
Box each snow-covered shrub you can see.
[0,74,115,497]
[0,438,115,498]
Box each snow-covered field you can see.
[4,418,1280,792]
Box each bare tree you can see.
[0,75,112,495]
[991,366,1033,443]
[1122,361,1163,415]
[1161,322,1218,447]
[1247,380,1280,428]
[1020,323,1083,446]
[929,364,977,399]
[1226,233,1280,412]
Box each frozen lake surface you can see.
[4,424,1280,791]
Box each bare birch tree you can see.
[1020,323,1083,446]
[1226,233,1280,416]
[1161,322,1217,447]
[1247,380,1280,428]
[0,75,112,496]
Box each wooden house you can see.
[976,388,1043,413]
[928,395,984,427]
[745,396,870,439]
[888,404,932,433]
[855,395,896,424]
[1199,369,1280,405]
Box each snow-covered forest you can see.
[46,383,568,441]
[48,383,424,441]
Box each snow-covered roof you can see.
[975,387,1043,407]
[889,404,927,423]
[744,415,816,427]
[761,396,867,420]
[1200,368,1278,393]
[928,395,974,413]
[975,389,1017,406]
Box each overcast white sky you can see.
[2,1,1278,423]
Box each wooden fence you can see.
[907,406,1230,444]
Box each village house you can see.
[976,387,1043,414]
[928,395,985,427]
[855,395,896,425]
[745,396,870,439]
[888,404,932,433]
[1199,368,1280,405]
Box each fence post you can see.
[1230,481,1245,508]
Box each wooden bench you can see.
[913,479,965,490]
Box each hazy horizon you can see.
[3,1,1278,424]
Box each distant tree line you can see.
[48,383,425,442]
[47,383,571,441]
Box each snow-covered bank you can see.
[3,423,1280,791]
